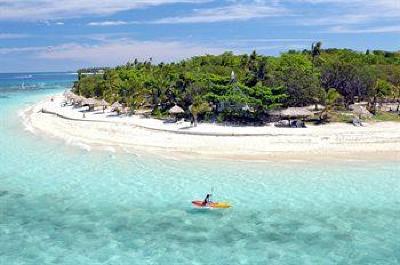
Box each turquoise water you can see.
[1,73,400,264]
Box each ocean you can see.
[0,72,399,264]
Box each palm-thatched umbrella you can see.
[111,102,123,108]
[350,105,372,119]
[67,92,74,101]
[279,107,313,118]
[97,99,109,112]
[63,90,71,98]
[169,105,185,121]
[169,105,184,115]
[82,98,97,111]
[111,102,123,114]
[72,95,84,106]
[63,91,74,102]
[269,107,313,122]
[61,91,71,105]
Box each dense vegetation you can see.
[73,44,400,123]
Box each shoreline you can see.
[22,95,400,161]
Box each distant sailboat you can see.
[21,82,25,89]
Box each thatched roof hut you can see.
[111,102,123,113]
[269,107,313,119]
[350,104,372,119]
[96,99,109,112]
[72,95,84,105]
[168,105,184,115]
[97,99,109,107]
[63,90,74,99]
[81,98,96,111]
[82,98,96,106]
[111,102,123,108]
[135,109,152,115]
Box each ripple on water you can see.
[1,81,400,264]
[1,188,400,264]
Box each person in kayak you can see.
[202,194,212,206]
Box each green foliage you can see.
[190,97,211,126]
[268,53,322,106]
[374,79,393,98]
[326,88,341,106]
[373,111,400,122]
[320,88,342,121]
[328,112,354,123]
[73,48,400,123]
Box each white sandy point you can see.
[21,95,400,161]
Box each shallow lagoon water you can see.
[0,73,400,264]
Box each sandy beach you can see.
[22,95,400,161]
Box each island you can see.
[25,45,400,161]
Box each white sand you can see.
[22,95,400,161]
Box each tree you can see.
[73,49,400,124]
[271,53,322,106]
[189,98,211,127]
[320,50,376,106]
[311,41,322,65]
[321,88,341,121]
[370,79,393,114]
[378,65,400,100]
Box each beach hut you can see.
[72,95,84,106]
[279,107,313,119]
[68,92,75,102]
[134,108,152,118]
[63,90,72,99]
[82,98,97,111]
[97,99,109,112]
[350,104,372,119]
[169,105,184,115]
[111,102,123,114]
[61,91,73,106]
[169,105,185,121]
[269,107,314,125]
[269,107,313,119]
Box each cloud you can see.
[88,21,129,26]
[233,38,313,43]
[0,33,30,39]
[39,20,65,26]
[31,39,225,66]
[86,1,287,26]
[278,0,400,35]
[153,3,287,23]
[298,14,372,26]
[329,25,400,34]
[0,0,210,21]
[0,46,46,54]
[291,0,400,24]
[83,0,399,30]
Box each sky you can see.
[0,0,399,72]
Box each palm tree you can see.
[311,41,323,108]
[311,41,322,66]
[321,88,341,121]
[370,79,393,114]
[189,98,211,127]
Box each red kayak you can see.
[192,200,231,209]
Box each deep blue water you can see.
[0,72,400,264]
